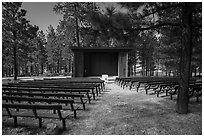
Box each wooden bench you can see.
[20,78,105,93]
[114,77,130,88]
[144,81,165,94]
[2,96,78,118]
[6,82,99,95]
[2,86,92,104]
[3,84,95,101]
[122,79,132,89]
[155,82,178,97]
[19,82,102,95]
[145,79,197,97]
[168,82,202,102]
[2,103,69,130]
[130,77,179,91]
[114,77,119,84]
[188,82,202,102]
[191,86,202,102]
[133,81,153,92]
[118,76,197,91]
[3,91,88,110]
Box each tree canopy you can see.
[2,2,39,79]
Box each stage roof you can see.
[70,46,133,52]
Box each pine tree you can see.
[2,2,38,80]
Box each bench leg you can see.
[196,95,199,102]
[53,109,56,114]
[92,93,95,100]
[98,87,101,94]
[129,83,132,90]
[95,88,98,96]
[166,90,168,96]
[83,103,85,110]
[62,119,66,130]
[39,118,42,128]
[74,110,77,118]
[101,83,104,91]
[88,98,91,103]
[13,116,17,127]
[87,95,91,104]
[157,92,159,97]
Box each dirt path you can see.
[62,84,202,135]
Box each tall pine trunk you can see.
[177,3,192,114]
[13,43,18,80]
[41,63,44,74]
[74,3,80,47]
[12,10,18,80]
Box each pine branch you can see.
[138,22,181,30]
[124,22,181,32]
[132,3,182,20]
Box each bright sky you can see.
[22,2,63,34]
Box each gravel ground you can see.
[2,83,202,135]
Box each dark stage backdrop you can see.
[84,52,118,76]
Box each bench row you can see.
[115,77,202,102]
[2,79,105,130]
[115,76,180,90]
[144,81,202,102]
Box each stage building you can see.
[70,47,132,77]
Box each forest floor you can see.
[2,82,202,135]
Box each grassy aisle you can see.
[63,84,202,135]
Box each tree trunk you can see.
[168,71,171,77]
[193,67,196,78]
[30,65,33,75]
[57,60,60,74]
[198,67,201,79]
[41,63,44,74]
[36,64,39,76]
[12,68,14,76]
[8,67,11,77]
[2,66,5,77]
[177,3,192,114]
[12,10,18,80]
[74,3,80,47]
[134,64,136,76]
[67,62,69,73]
[145,66,148,76]
[65,65,68,73]
[13,45,18,80]
[26,66,29,76]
